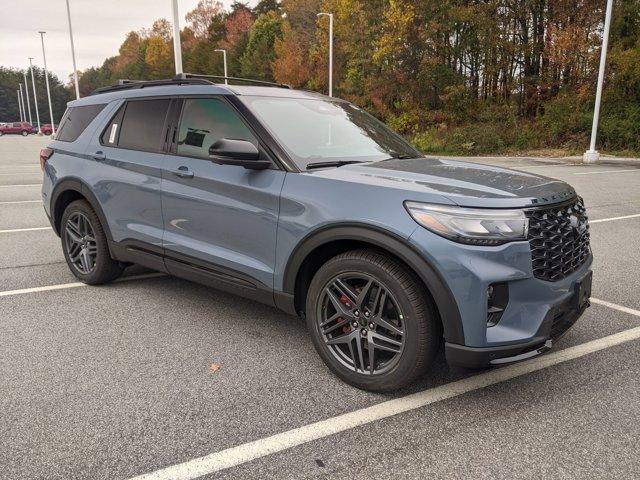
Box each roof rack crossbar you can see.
[174,73,290,89]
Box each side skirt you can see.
[109,239,276,308]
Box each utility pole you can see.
[39,32,56,135]
[65,0,81,99]
[28,58,42,134]
[171,0,183,74]
[214,49,228,84]
[584,0,614,164]
[23,71,33,125]
[317,12,334,97]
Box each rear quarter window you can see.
[56,104,106,142]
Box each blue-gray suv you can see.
[40,74,592,391]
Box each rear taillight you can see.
[39,147,53,170]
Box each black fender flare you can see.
[50,177,114,242]
[282,223,465,344]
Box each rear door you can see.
[86,97,172,267]
[161,96,285,298]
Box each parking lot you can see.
[1,134,639,479]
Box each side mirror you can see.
[209,138,271,170]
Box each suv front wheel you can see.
[61,200,123,284]
[306,249,441,391]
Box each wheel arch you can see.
[50,178,113,243]
[281,223,464,344]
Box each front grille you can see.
[526,197,591,282]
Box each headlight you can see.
[404,201,528,245]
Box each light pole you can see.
[214,49,228,84]
[18,84,26,121]
[171,0,183,74]
[17,89,24,122]
[39,32,56,135]
[23,71,33,125]
[317,12,333,97]
[584,0,614,164]
[65,0,80,99]
[28,58,42,133]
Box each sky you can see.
[0,0,257,83]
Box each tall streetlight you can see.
[39,32,56,135]
[65,0,80,99]
[214,49,228,84]
[584,0,614,164]
[18,84,26,121]
[22,71,33,125]
[28,58,42,133]
[17,89,24,122]
[171,0,183,74]
[317,12,334,97]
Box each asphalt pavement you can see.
[1,135,639,479]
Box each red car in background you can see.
[0,122,36,136]
[41,124,58,135]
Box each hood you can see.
[308,157,576,208]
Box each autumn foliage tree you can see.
[57,0,640,154]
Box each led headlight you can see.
[405,201,529,246]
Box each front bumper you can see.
[408,226,593,368]
[444,286,590,367]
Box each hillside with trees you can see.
[1,0,639,155]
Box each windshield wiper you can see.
[306,160,367,170]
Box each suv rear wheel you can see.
[306,249,441,391]
[61,200,123,284]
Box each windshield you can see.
[240,96,422,170]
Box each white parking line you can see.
[128,297,640,480]
[0,200,41,205]
[574,169,640,175]
[591,298,640,317]
[0,184,42,188]
[0,272,166,298]
[590,213,640,224]
[0,226,51,234]
[0,172,41,176]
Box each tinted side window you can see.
[177,98,257,159]
[100,104,126,146]
[118,99,171,152]
[56,104,106,142]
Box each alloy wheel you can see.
[64,212,97,274]
[317,273,406,375]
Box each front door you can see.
[161,97,285,299]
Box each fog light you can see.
[487,282,509,327]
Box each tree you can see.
[254,0,281,16]
[241,11,284,80]
[0,67,71,123]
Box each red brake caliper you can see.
[340,294,352,333]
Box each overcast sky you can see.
[0,0,257,82]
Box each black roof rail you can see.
[89,73,290,96]
[175,73,291,89]
[90,77,213,95]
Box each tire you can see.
[305,249,442,392]
[21,130,28,136]
[0,131,4,136]
[60,199,123,284]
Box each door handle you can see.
[92,151,106,161]
[170,166,194,179]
